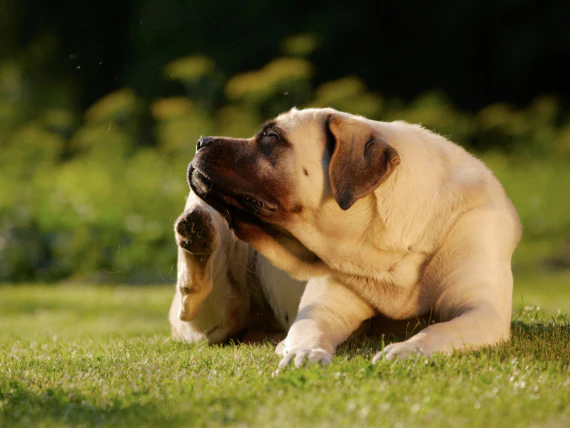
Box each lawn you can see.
[1,274,569,427]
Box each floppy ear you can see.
[327,114,400,210]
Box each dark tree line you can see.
[3,0,569,112]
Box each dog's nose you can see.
[196,137,213,151]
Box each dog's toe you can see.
[277,347,333,372]
[308,348,333,366]
[373,341,427,363]
[275,339,287,356]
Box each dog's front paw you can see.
[372,340,430,363]
[277,347,333,371]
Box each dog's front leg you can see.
[373,302,510,362]
[374,207,517,361]
[277,276,375,370]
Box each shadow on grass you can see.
[0,382,174,427]
[169,311,569,366]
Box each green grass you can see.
[1,280,569,428]
[482,154,570,271]
[514,270,570,313]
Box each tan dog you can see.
[188,108,522,368]
[169,190,305,344]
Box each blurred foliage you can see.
[1,0,570,283]
[281,33,321,57]
[165,56,215,85]
[226,58,313,117]
[309,77,383,119]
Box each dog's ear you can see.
[327,114,400,210]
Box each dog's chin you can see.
[188,165,278,230]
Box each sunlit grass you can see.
[514,270,570,313]
[0,285,171,340]
[1,283,569,427]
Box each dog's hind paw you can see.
[174,209,216,256]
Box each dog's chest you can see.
[330,250,432,319]
[326,246,428,285]
[255,253,306,329]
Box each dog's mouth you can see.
[188,163,325,274]
[233,193,278,215]
[188,165,279,225]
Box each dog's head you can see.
[188,108,401,275]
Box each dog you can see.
[169,190,305,345]
[170,191,432,346]
[187,107,522,368]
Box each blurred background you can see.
[1,0,569,302]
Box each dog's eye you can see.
[263,131,279,141]
[258,130,283,161]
